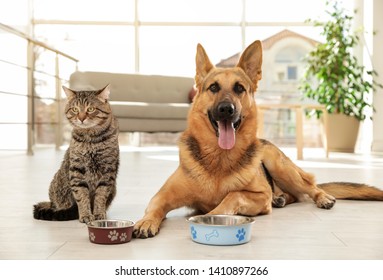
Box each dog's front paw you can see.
[315,193,336,209]
[133,219,160,239]
[272,195,286,208]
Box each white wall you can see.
[372,0,383,152]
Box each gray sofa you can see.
[69,71,195,132]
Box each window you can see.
[287,66,297,80]
[32,0,332,76]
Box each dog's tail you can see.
[318,182,383,200]
[33,201,79,221]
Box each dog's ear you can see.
[236,40,262,84]
[195,43,214,87]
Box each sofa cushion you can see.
[69,71,194,104]
[110,101,190,120]
[118,119,187,132]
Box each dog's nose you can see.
[217,102,235,119]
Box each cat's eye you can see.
[71,107,79,113]
[87,107,95,113]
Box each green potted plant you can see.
[300,0,382,152]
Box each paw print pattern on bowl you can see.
[119,232,128,242]
[89,232,96,242]
[191,226,197,239]
[236,228,246,242]
[108,230,119,241]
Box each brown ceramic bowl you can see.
[87,220,135,244]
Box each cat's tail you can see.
[318,182,383,200]
[33,201,79,221]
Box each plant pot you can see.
[321,113,360,153]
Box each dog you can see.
[133,40,383,238]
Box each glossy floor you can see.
[0,146,383,260]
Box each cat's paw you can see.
[94,213,107,220]
[79,214,95,223]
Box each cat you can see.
[33,85,120,223]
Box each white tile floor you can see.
[1,146,383,260]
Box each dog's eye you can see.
[208,82,220,93]
[233,83,245,94]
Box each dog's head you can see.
[191,40,263,150]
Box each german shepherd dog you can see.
[133,40,383,238]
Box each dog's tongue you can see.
[218,121,235,150]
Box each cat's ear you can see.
[62,86,76,99]
[97,84,111,102]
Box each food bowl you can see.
[187,214,255,246]
[87,219,135,244]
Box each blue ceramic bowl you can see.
[187,215,255,246]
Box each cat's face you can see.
[63,85,112,129]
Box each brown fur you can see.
[133,40,383,238]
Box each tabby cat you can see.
[33,85,119,223]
